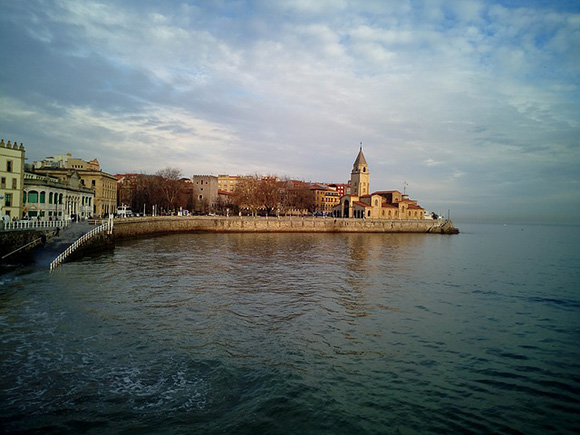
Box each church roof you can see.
[353,148,367,168]
[373,190,401,195]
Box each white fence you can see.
[2,219,71,231]
[49,221,110,271]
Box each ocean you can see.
[1,222,579,433]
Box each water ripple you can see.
[2,229,580,433]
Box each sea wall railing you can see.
[2,219,71,231]
[1,237,44,260]
[50,219,112,271]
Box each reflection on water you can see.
[1,226,579,433]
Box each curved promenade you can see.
[112,216,459,239]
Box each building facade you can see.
[23,171,94,220]
[217,175,244,193]
[310,184,341,214]
[34,155,117,217]
[0,139,26,220]
[333,148,425,220]
[192,175,219,212]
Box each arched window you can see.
[28,190,38,203]
[23,191,27,203]
[49,192,53,204]
[59,193,64,204]
[40,191,46,203]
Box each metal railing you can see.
[1,237,44,260]
[49,221,110,271]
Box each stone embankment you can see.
[112,216,459,239]
[0,230,51,261]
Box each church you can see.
[332,147,426,220]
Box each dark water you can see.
[1,223,579,434]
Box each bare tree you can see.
[133,173,162,215]
[278,179,314,215]
[156,167,183,213]
[257,175,281,215]
[232,175,260,215]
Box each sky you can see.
[1,0,579,224]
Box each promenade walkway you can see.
[31,221,94,267]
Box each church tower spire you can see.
[351,142,369,196]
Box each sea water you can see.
[1,223,579,433]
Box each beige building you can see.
[192,175,219,212]
[34,155,117,217]
[217,175,244,193]
[0,139,26,220]
[310,184,341,214]
[333,147,425,220]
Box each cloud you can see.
[0,0,578,223]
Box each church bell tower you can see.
[351,143,369,197]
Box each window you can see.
[49,192,53,204]
[5,193,12,207]
[7,160,12,172]
[28,191,38,203]
[0,177,5,188]
[12,178,17,189]
[40,191,46,203]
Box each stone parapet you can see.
[112,216,459,239]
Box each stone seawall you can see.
[112,216,459,239]
[0,230,50,261]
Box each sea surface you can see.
[1,223,579,434]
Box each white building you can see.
[23,171,95,221]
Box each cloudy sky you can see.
[1,0,578,223]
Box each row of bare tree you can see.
[118,169,316,216]
[232,175,314,216]
[118,168,187,215]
